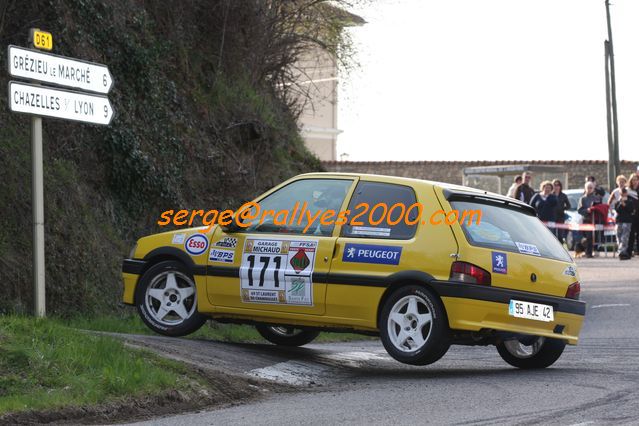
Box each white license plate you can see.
[508,300,554,322]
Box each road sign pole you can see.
[31,115,45,317]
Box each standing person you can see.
[585,176,606,197]
[507,175,522,198]
[553,179,571,243]
[607,175,627,206]
[627,173,639,256]
[578,181,600,258]
[530,181,558,225]
[613,187,636,260]
[514,172,535,204]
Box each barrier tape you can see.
[542,221,616,232]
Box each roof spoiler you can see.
[442,188,536,216]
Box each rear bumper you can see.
[431,280,586,345]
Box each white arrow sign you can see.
[9,81,114,125]
[8,45,113,94]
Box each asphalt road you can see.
[124,256,639,426]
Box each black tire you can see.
[255,324,320,346]
[379,285,450,366]
[135,260,207,337]
[496,337,566,369]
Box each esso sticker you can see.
[184,234,209,256]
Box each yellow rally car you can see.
[122,173,585,369]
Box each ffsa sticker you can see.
[184,234,209,255]
[515,242,541,257]
[239,238,317,306]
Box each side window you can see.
[341,181,418,240]
[241,179,353,236]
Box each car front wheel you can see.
[496,336,566,369]
[135,260,207,337]
[255,325,320,346]
[379,285,451,366]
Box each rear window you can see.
[451,200,572,262]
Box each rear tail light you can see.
[566,281,580,300]
[450,261,491,285]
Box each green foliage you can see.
[0,0,329,316]
[0,316,200,414]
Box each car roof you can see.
[295,172,531,209]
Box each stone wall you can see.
[322,160,639,195]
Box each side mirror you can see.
[220,221,240,233]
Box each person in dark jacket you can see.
[626,173,639,256]
[552,179,571,243]
[515,171,535,204]
[614,187,636,260]
[530,181,558,223]
[578,181,603,258]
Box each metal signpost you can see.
[7,30,114,317]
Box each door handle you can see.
[332,243,340,259]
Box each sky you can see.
[337,0,639,162]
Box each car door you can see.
[206,177,356,317]
[326,180,423,325]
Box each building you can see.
[296,9,364,161]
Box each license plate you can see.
[508,300,554,322]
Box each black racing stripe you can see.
[202,266,585,316]
[122,259,146,275]
[324,273,388,287]
[204,265,236,277]
[204,267,330,282]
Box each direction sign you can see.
[9,81,114,125]
[8,45,113,94]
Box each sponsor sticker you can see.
[351,226,391,237]
[171,233,185,244]
[515,242,541,257]
[184,234,209,255]
[491,251,507,274]
[563,265,577,277]
[214,237,237,248]
[209,248,235,263]
[239,238,317,306]
[342,243,402,265]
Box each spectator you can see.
[613,187,636,260]
[507,175,522,198]
[607,175,627,206]
[552,179,571,243]
[627,173,639,256]
[585,175,606,197]
[578,181,601,258]
[530,181,558,223]
[530,180,557,219]
[514,172,535,204]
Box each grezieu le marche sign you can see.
[8,45,113,94]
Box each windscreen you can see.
[451,200,572,262]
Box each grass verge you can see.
[63,312,375,343]
[0,316,204,415]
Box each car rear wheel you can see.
[255,325,320,346]
[379,285,450,366]
[135,260,207,337]
[496,336,566,369]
